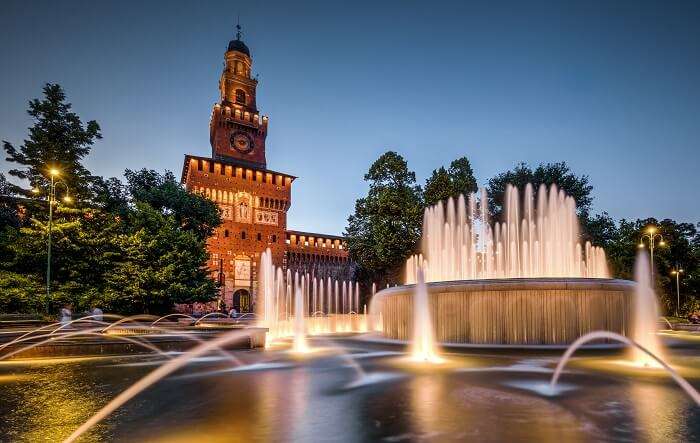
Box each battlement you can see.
[211,103,268,130]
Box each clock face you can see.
[230,132,253,154]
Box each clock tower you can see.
[210,25,268,168]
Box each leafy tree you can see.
[448,157,478,197]
[104,201,219,314]
[487,162,593,219]
[423,157,478,206]
[3,83,102,202]
[0,174,20,229]
[0,85,220,316]
[423,167,453,206]
[603,217,700,316]
[124,169,220,239]
[345,151,423,285]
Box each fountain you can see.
[292,277,309,353]
[632,250,664,367]
[373,184,635,346]
[410,270,441,362]
[257,249,369,344]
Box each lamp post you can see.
[32,168,71,314]
[671,268,684,318]
[638,226,665,283]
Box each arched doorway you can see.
[233,289,251,313]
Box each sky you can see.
[1,0,699,235]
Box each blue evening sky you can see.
[1,0,699,235]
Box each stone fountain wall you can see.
[374,278,634,345]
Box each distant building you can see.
[181,27,352,313]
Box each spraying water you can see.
[257,249,369,341]
[549,330,699,405]
[411,270,441,362]
[406,184,609,283]
[632,251,664,367]
[293,276,309,353]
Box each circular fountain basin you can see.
[373,278,635,346]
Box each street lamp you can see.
[638,226,665,283]
[671,268,684,318]
[33,168,72,314]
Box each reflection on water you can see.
[0,342,699,442]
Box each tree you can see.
[124,169,220,239]
[0,173,20,230]
[602,217,700,316]
[487,162,593,219]
[0,84,221,315]
[423,167,453,207]
[104,201,219,314]
[448,157,478,197]
[3,83,102,202]
[423,157,478,206]
[345,151,423,285]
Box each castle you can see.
[181,26,352,313]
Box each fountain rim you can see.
[375,277,635,297]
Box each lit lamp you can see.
[32,167,74,313]
[671,269,684,318]
[638,226,665,282]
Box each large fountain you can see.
[373,184,635,346]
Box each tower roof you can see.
[227,39,250,56]
[227,22,250,56]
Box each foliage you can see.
[423,157,478,207]
[0,174,20,229]
[486,161,593,219]
[0,271,45,313]
[0,84,221,315]
[3,83,102,202]
[345,151,423,285]
[602,217,700,316]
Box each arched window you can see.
[256,233,262,241]
[241,231,246,240]
[272,234,277,243]
[224,229,229,238]
[235,89,246,105]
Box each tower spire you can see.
[236,17,242,40]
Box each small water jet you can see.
[151,313,197,327]
[410,270,441,363]
[632,251,664,367]
[292,277,309,353]
[549,330,700,405]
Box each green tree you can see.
[423,157,478,206]
[603,217,700,316]
[124,169,220,238]
[345,151,423,285]
[487,162,593,219]
[0,174,20,229]
[3,83,102,202]
[104,201,219,314]
[423,167,453,206]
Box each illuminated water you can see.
[410,270,441,363]
[258,250,368,344]
[633,250,665,367]
[406,184,609,283]
[1,337,699,442]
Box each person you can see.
[229,307,237,318]
[91,305,104,322]
[60,304,72,326]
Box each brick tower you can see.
[182,26,353,314]
[210,24,268,168]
